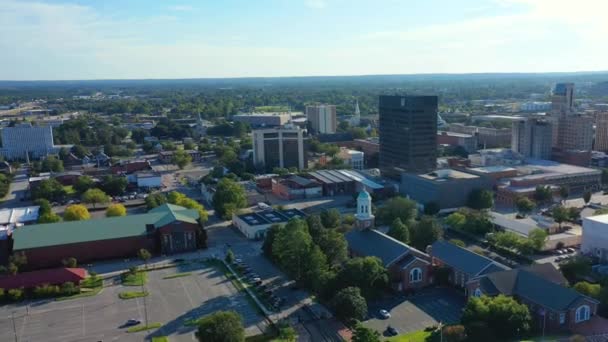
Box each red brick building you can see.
[10,204,201,270]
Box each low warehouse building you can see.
[0,267,87,290]
[10,204,201,269]
[232,208,307,240]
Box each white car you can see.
[379,309,391,319]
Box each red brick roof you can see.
[0,268,87,289]
[111,161,150,174]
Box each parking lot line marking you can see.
[82,304,86,337]
[19,312,28,340]
[180,278,196,309]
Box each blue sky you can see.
[0,0,606,80]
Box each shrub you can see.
[442,325,466,342]
[0,288,4,301]
[7,288,24,301]
[33,283,61,298]
[61,282,79,295]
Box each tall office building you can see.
[252,126,307,170]
[0,123,55,160]
[306,105,337,134]
[557,115,594,151]
[511,118,553,159]
[379,95,438,177]
[595,113,608,152]
[551,83,575,116]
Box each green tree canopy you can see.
[551,205,569,229]
[81,188,110,208]
[320,208,341,229]
[377,196,417,224]
[351,324,381,342]
[330,286,368,322]
[196,310,245,342]
[212,178,247,219]
[73,176,95,194]
[335,256,388,299]
[38,212,62,224]
[316,228,348,266]
[100,175,127,196]
[467,189,494,210]
[409,216,442,250]
[445,212,466,229]
[387,218,409,243]
[528,228,548,251]
[272,219,313,281]
[462,295,531,341]
[31,178,66,201]
[515,197,535,217]
[172,149,192,169]
[534,185,553,203]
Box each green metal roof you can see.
[12,204,199,250]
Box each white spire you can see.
[355,100,360,117]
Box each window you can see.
[473,288,482,297]
[410,268,422,283]
[575,305,590,323]
[559,312,566,325]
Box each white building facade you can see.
[306,105,337,134]
[582,215,608,262]
[0,123,55,160]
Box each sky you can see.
[0,0,607,80]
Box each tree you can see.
[167,191,209,223]
[34,198,52,215]
[462,295,531,341]
[534,185,553,203]
[100,175,127,196]
[172,149,192,169]
[225,249,235,264]
[409,216,442,251]
[387,218,409,243]
[316,229,348,266]
[212,178,247,219]
[449,239,466,247]
[196,310,245,342]
[63,204,90,221]
[320,208,341,228]
[446,212,466,229]
[73,176,95,193]
[38,212,61,223]
[442,325,466,342]
[377,196,417,224]
[515,197,535,217]
[62,257,77,268]
[330,287,368,322]
[560,257,592,283]
[583,191,592,205]
[574,281,601,299]
[262,224,283,259]
[552,205,569,229]
[424,201,440,216]
[559,186,570,201]
[31,178,66,201]
[467,189,494,210]
[528,228,548,251]
[272,219,313,281]
[81,188,110,208]
[145,193,167,209]
[306,214,325,242]
[351,324,381,342]
[335,257,388,299]
[106,203,127,217]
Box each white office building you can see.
[582,215,608,262]
[0,123,55,160]
[306,105,337,134]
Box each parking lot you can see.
[364,288,466,337]
[0,262,267,342]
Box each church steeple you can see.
[355,189,374,229]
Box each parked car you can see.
[567,248,576,253]
[125,319,141,327]
[386,326,398,336]
[379,309,391,319]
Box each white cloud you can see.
[304,0,327,9]
[168,5,193,11]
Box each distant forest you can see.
[1,72,608,119]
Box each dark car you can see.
[125,319,141,327]
[386,326,398,336]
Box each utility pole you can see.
[11,311,18,342]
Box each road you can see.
[2,168,30,208]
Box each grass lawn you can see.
[121,271,147,286]
[126,322,162,333]
[163,272,192,279]
[386,330,433,342]
[183,317,201,327]
[151,337,169,342]
[63,185,76,195]
[520,336,571,342]
[118,291,149,299]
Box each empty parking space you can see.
[0,261,267,342]
[364,288,466,337]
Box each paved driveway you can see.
[364,288,466,337]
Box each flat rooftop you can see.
[0,206,40,225]
[584,214,608,225]
[418,169,479,181]
[438,131,474,138]
[469,166,517,174]
[237,208,307,226]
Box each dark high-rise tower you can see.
[379,95,438,177]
